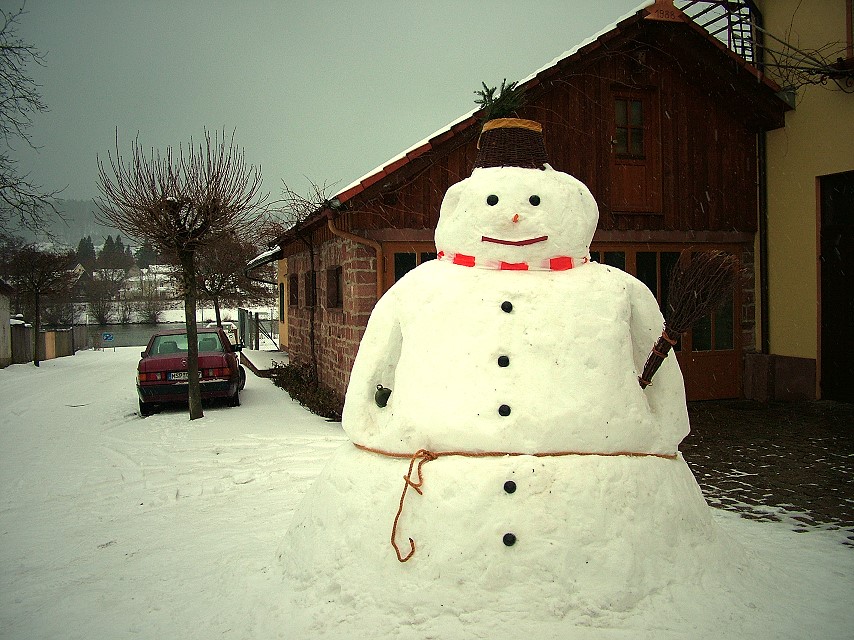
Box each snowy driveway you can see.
[0,348,345,639]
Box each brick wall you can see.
[287,236,378,398]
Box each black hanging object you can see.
[375,384,392,408]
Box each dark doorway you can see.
[820,170,854,402]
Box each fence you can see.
[238,308,278,351]
[10,325,89,365]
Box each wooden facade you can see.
[274,5,789,402]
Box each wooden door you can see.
[610,89,662,214]
[820,171,854,402]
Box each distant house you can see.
[132,265,178,299]
[0,280,14,368]
[259,0,792,402]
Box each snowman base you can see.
[282,443,749,625]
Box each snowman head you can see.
[435,164,599,268]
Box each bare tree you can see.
[0,240,75,366]
[756,22,854,95]
[0,5,62,238]
[96,129,266,420]
[194,231,274,327]
[273,179,334,382]
[86,266,128,324]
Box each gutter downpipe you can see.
[758,130,770,355]
[326,212,385,301]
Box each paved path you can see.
[684,400,854,545]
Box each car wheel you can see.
[238,365,246,391]
[228,389,240,407]
[139,399,155,417]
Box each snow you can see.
[0,348,852,639]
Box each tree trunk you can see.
[179,249,203,420]
[213,296,222,327]
[33,291,41,367]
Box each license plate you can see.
[170,371,189,381]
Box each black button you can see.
[497,355,510,367]
[498,404,511,416]
[501,301,513,313]
[503,533,517,546]
[504,480,517,494]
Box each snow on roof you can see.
[245,246,283,270]
[333,0,653,205]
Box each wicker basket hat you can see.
[473,118,549,170]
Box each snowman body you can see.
[283,164,739,618]
[343,260,687,455]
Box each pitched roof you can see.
[273,0,787,247]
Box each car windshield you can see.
[150,333,223,355]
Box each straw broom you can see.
[638,251,738,389]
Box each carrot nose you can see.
[512,214,520,223]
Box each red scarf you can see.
[437,251,589,271]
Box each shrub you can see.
[268,362,343,421]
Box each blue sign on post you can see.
[102,332,114,342]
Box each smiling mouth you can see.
[481,235,548,246]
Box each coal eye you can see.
[486,194,499,206]
[529,195,541,206]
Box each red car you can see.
[136,327,246,417]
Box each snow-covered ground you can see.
[1,349,852,639]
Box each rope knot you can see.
[392,449,438,562]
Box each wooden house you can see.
[261,0,791,403]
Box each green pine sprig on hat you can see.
[474,79,525,122]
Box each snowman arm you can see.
[627,278,689,428]
[341,291,403,436]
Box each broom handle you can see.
[638,327,680,388]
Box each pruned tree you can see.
[194,231,274,328]
[0,4,62,239]
[95,128,266,420]
[0,239,75,365]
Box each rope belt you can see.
[353,443,678,563]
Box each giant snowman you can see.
[282,119,744,627]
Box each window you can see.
[393,251,437,282]
[590,247,735,354]
[615,98,644,158]
[288,274,298,306]
[279,283,285,319]
[382,242,438,292]
[326,266,343,308]
[302,271,316,308]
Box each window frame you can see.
[326,266,344,309]
[302,271,316,308]
[288,274,298,307]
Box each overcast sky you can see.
[9,0,644,202]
